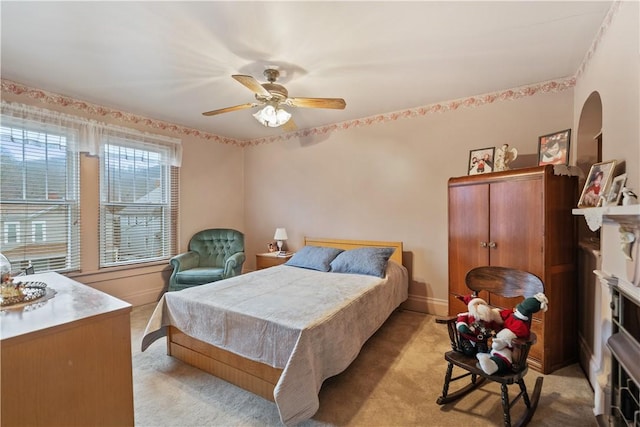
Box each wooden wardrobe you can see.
[448,165,578,374]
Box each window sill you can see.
[67,260,170,283]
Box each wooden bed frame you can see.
[166,237,404,401]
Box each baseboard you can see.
[402,294,448,317]
[578,333,597,390]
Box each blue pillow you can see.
[285,245,344,272]
[329,247,395,278]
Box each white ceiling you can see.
[1,1,613,142]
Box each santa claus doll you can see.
[476,293,549,375]
[455,294,503,355]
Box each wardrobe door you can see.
[488,177,544,309]
[448,182,490,315]
[489,177,544,273]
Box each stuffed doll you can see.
[476,293,549,375]
[455,294,503,355]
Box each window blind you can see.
[0,119,81,273]
[99,134,178,267]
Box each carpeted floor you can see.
[131,303,597,426]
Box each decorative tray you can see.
[0,281,48,307]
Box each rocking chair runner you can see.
[436,266,545,427]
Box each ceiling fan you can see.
[202,68,346,129]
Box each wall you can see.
[244,89,574,315]
[1,84,574,311]
[0,83,577,311]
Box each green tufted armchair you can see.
[168,228,246,292]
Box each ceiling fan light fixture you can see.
[253,104,291,127]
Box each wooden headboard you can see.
[304,237,403,265]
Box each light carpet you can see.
[131,303,597,426]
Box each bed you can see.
[141,237,408,425]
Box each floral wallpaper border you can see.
[0,76,575,148]
[244,78,576,146]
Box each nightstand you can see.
[256,252,293,270]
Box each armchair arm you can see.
[168,251,200,292]
[170,251,200,272]
[223,252,246,278]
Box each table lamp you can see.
[273,228,288,254]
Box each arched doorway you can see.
[576,91,603,181]
[576,90,602,391]
[577,91,603,241]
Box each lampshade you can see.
[273,228,288,241]
[253,105,291,128]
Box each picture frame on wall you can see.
[605,173,627,206]
[468,147,495,175]
[538,129,571,166]
[578,160,617,208]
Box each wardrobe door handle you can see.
[480,241,488,248]
[488,241,497,248]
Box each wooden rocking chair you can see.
[436,266,545,427]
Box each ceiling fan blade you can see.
[287,97,346,109]
[202,103,257,116]
[232,75,272,98]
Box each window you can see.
[2,101,181,274]
[0,119,80,273]
[32,221,46,242]
[99,135,178,267]
[4,222,20,243]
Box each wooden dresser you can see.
[448,165,578,374]
[1,272,134,427]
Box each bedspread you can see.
[141,261,408,425]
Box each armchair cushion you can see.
[174,267,225,285]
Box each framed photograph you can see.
[468,147,495,175]
[605,173,627,206]
[538,129,571,166]
[578,160,617,208]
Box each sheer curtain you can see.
[0,101,182,164]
